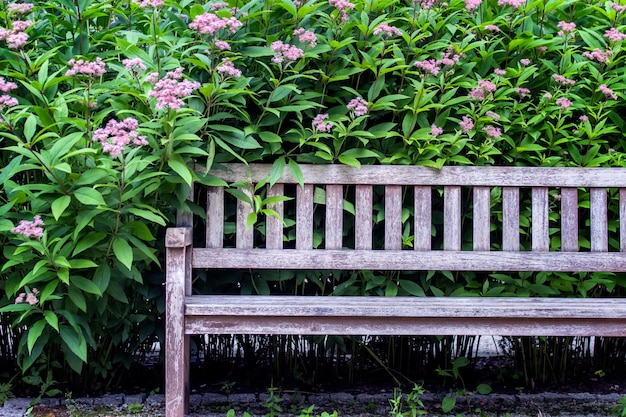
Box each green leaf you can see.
[113,237,133,271]
[70,276,102,296]
[126,207,166,226]
[43,311,59,332]
[399,280,425,296]
[441,395,456,413]
[288,159,304,188]
[60,325,87,363]
[268,157,285,187]
[93,264,111,293]
[477,383,492,395]
[168,159,193,187]
[72,232,107,256]
[24,114,38,142]
[28,319,47,354]
[246,212,257,229]
[67,285,87,312]
[74,187,106,206]
[68,259,98,269]
[51,195,71,220]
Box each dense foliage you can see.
[1,0,626,395]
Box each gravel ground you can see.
[1,390,624,417]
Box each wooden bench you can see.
[165,163,626,417]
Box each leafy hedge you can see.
[1,0,626,393]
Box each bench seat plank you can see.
[184,296,626,337]
[191,248,626,272]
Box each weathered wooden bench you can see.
[165,164,626,417]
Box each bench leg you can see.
[165,330,189,417]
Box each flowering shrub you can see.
[0,0,625,391]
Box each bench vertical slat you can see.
[473,187,491,251]
[590,188,608,252]
[266,184,284,249]
[444,186,462,250]
[414,186,432,251]
[326,185,343,249]
[296,184,314,249]
[236,186,254,249]
[502,187,520,251]
[355,185,373,250]
[206,187,224,248]
[621,189,626,252]
[176,186,194,228]
[532,187,549,252]
[561,188,579,252]
[385,185,403,250]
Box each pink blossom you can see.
[543,92,552,100]
[431,124,443,136]
[6,31,27,48]
[464,0,482,11]
[329,0,355,21]
[459,116,474,133]
[66,57,106,77]
[210,1,229,10]
[217,58,242,78]
[479,79,497,92]
[148,68,201,110]
[414,59,441,76]
[373,22,402,37]
[92,118,148,157]
[469,80,496,100]
[493,68,506,76]
[0,76,17,93]
[515,87,530,98]
[189,13,242,36]
[271,41,304,64]
[413,0,440,9]
[312,113,333,132]
[15,289,39,305]
[583,48,612,64]
[605,27,626,42]
[438,51,461,66]
[497,0,525,7]
[133,0,163,7]
[579,115,589,122]
[484,25,501,32]
[520,58,531,66]
[552,74,575,86]
[556,97,572,110]
[347,97,369,117]
[10,20,31,31]
[293,28,317,47]
[214,40,231,50]
[483,125,502,138]
[122,58,146,72]
[599,84,618,100]
[486,111,500,121]
[557,21,576,37]
[11,216,44,238]
[0,20,31,49]
[612,3,626,12]
[0,94,18,108]
[7,3,34,14]
[146,72,159,84]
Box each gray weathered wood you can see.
[414,186,431,251]
[502,187,519,251]
[296,184,314,250]
[444,186,461,251]
[532,187,549,252]
[385,186,402,250]
[326,185,343,250]
[473,187,490,251]
[206,187,224,249]
[621,189,626,252]
[355,185,373,250]
[266,184,284,249]
[590,188,608,252]
[560,188,578,252]
[236,186,254,249]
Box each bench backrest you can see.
[186,164,626,274]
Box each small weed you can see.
[388,385,426,417]
[127,402,143,414]
[0,381,14,407]
[263,385,283,417]
[612,395,626,417]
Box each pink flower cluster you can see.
[92,118,148,157]
[133,0,163,7]
[464,0,482,11]
[294,28,317,48]
[122,58,147,72]
[431,124,443,136]
[329,0,355,21]
[11,215,44,238]
[493,68,505,76]
[210,1,229,10]
[7,3,34,14]
[497,0,525,7]
[483,125,502,138]
[0,19,32,49]
[552,74,575,86]
[612,2,626,12]
[515,87,530,98]
[520,58,531,66]
[486,111,500,121]
[0,76,18,109]
[605,27,626,42]
[484,24,500,32]
[557,21,576,37]
[555,97,572,110]
[214,40,231,50]
[414,51,460,76]
[599,84,617,100]
[312,113,333,132]
[189,13,242,36]
[15,289,39,305]
[271,41,304,64]
[66,57,106,77]
[582,48,612,64]
[347,97,368,117]
[148,68,201,110]
[373,22,402,37]
[468,79,497,100]
[413,0,440,9]
[459,116,474,133]
[217,59,242,78]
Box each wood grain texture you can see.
[473,187,490,251]
[414,186,431,251]
[236,186,254,249]
[205,164,626,187]
[444,186,462,251]
[266,184,284,249]
[385,185,403,250]
[590,188,608,252]
[206,187,224,249]
[502,187,520,251]
[326,185,343,250]
[621,189,626,252]
[355,185,373,250]
[296,184,314,250]
[560,188,578,252]
[532,187,549,252]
